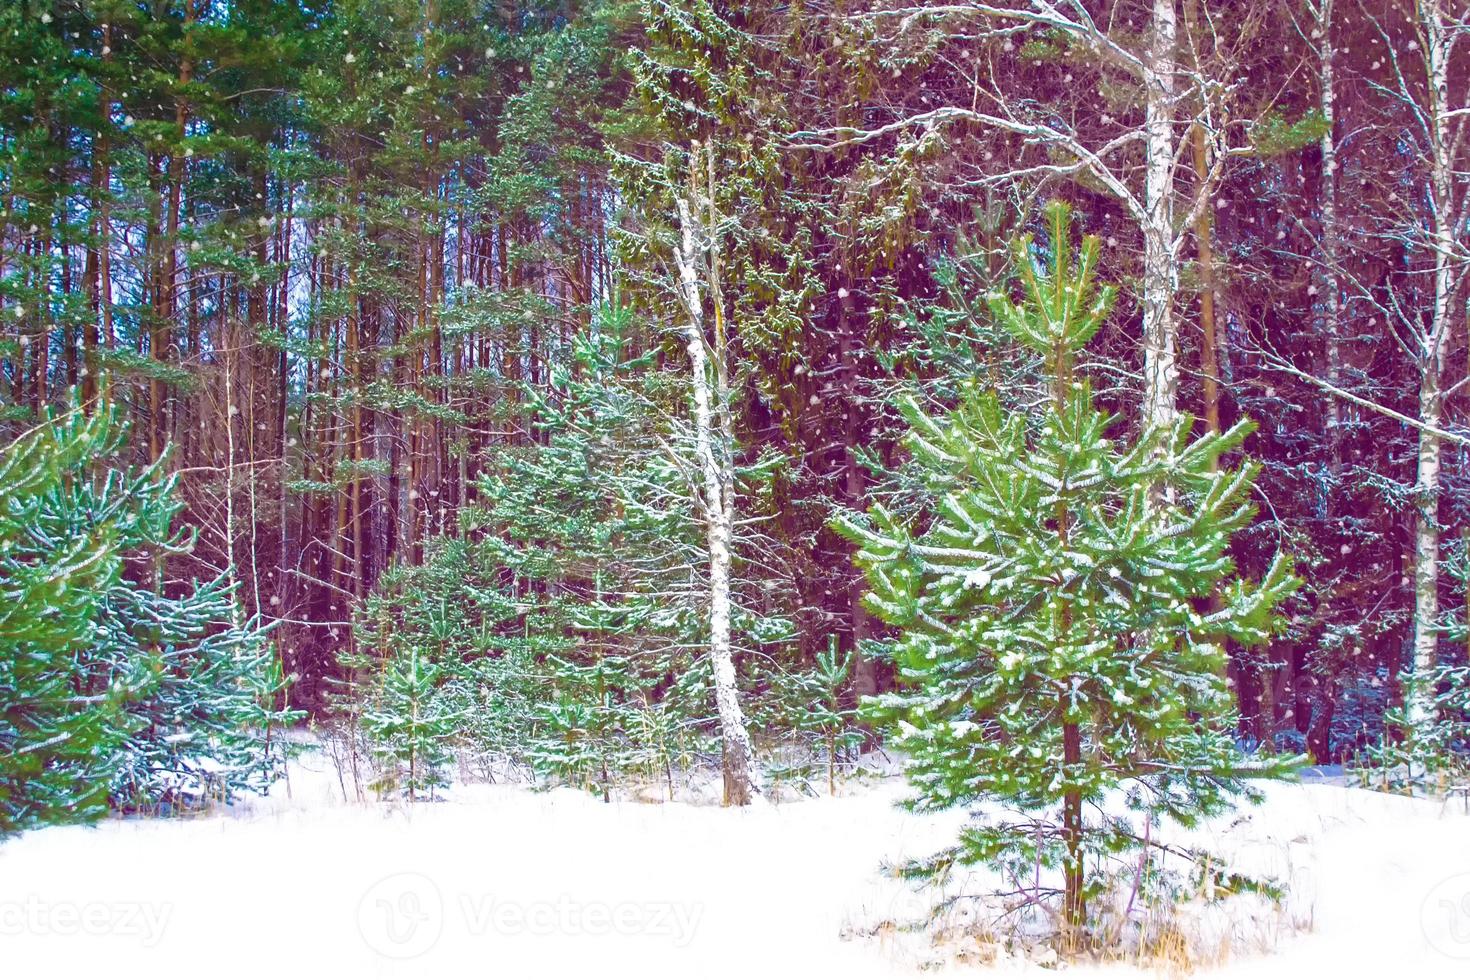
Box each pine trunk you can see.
[1061,720,1084,936]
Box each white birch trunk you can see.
[673,190,761,805]
[1410,367,1444,731]
[1141,0,1180,430]
[1316,0,1343,463]
[1406,0,1459,732]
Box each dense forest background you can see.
[3,0,1467,767]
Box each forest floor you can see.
[1,749,1467,979]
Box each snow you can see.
[0,756,1467,978]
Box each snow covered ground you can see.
[2,753,1468,979]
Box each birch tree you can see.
[670,142,763,806]
[794,0,1273,429]
[1310,0,1346,464]
[1280,0,1470,747]
[1391,0,1470,734]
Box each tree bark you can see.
[152,0,195,458]
[673,146,762,806]
[1315,0,1344,468]
[1141,0,1180,429]
[1405,0,1460,734]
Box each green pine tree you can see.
[791,636,862,796]
[835,204,1300,939]
[1,400,294,834]
[0,404,143,831]
[107,576,302,813]
[526,652,635,802]
[360,645,464,801]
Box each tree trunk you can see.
[1183,0,1220,441]
[1408,350,1445,730]
[1061,719,1084,936]
[87,26,114,408]
[673,148,762,806]
[838,282,877,697]
[1316,0,1344,467]
[1052,357,1084,936]
[1405,0,1459,735]
[152,0,195,458]
[1141,0,1179,429]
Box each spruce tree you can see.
[836,204,1300,937]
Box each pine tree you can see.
[526,654,636,802]
[355,304,694,790]
[793,637,862,796]
[836,204,1300,938]
[360,645,464,801]
[108,577,302,812]
[1,400,293,834]
[0,404,144,832]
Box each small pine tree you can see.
[1380,663,1470,788]
[526,653,637,801]
[360,646,464,801]
[784,637,862,795]
[1,401,294,834]
[108,577,303,811]
[630,697,689,801]
[836,204,1300,938]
